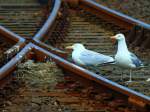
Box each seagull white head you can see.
[66,43,85,50]
[110,33,125,41]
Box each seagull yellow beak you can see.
[110,36,116,39]
[65,45,73,49]
[110,36,116,44]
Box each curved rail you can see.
[33,0,66,57]
[33,0,62,41]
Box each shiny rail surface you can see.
[0,0,149,111]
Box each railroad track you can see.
[1,43,149,112]
[0,0,149,111]
[44,0,150,96]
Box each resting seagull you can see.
[110,34,143,82]
[66,43,114,73]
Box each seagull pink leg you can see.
[125,69,132,84]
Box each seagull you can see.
[66,43,114,73]
[110,33,143,82]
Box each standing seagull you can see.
[110,34,143,82]
[66,43,114,73]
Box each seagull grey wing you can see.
[129,52,143,67]
[79,50,114,65]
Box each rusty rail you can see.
[0,26,24,43]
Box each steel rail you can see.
[79,0,150,30]
[33,0,62,41]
